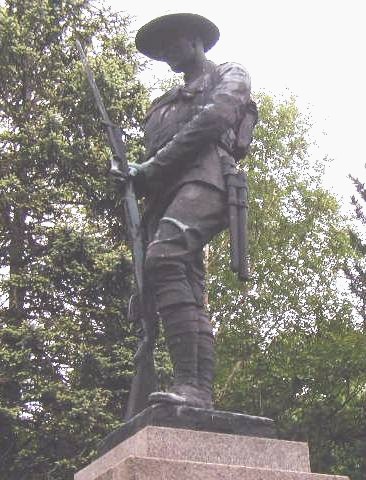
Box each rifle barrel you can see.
[76,40,157,418]
[76,40,110,123]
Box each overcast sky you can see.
[108,0,366,208]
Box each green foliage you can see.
[209,95,364,479]
[0,1,149,478]
[344,172,366,328]
[1,3,364,478]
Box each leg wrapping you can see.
[160,304,199,387]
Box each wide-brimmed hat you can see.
[135,13,220,60]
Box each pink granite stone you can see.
[75,426,311,480]
[108,455,350,480]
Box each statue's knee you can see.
[145,252,196,309]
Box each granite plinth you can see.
[98,404,276,456]
[80,455,349,480]
[75,426,311,480]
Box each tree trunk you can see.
[8,205,26,325]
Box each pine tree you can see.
[0,1,149,478]
[344,173,366,327]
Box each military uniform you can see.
[135,59,252,407]
[128,12,255,408]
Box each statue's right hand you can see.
[127,163,145,179]
[109,166,127,182]
[109,163,144,188]
[109,161,128,194]
[109,162,147,195]
[110,163,144,181]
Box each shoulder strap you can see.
[144,87,181,122]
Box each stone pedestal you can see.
[75,425,349,480]
[98,404,276,456]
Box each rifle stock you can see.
[76,40,156,420]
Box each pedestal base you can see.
[91,456,349,480]
[75,425,349,480]
[98,404,276,456]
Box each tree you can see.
[0,1,149,478]
[209,94,365,480]
[344,172,366,327]
[1,4,363,478]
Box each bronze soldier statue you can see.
[121,13,256,410]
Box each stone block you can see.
[84,455,349,480]
[75,426,311,480]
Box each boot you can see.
[197,330,215,409]
[149,305,207,408]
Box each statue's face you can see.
[159,36,199,73]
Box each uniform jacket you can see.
[141,61,251,199]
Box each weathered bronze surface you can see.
[124,13,257,416]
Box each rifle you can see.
[76,40,156,420]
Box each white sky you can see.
[109,0,366,208]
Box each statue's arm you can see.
[140,63,251,181]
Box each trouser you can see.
[144,182,227,394]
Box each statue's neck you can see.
[184,59,216,85]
